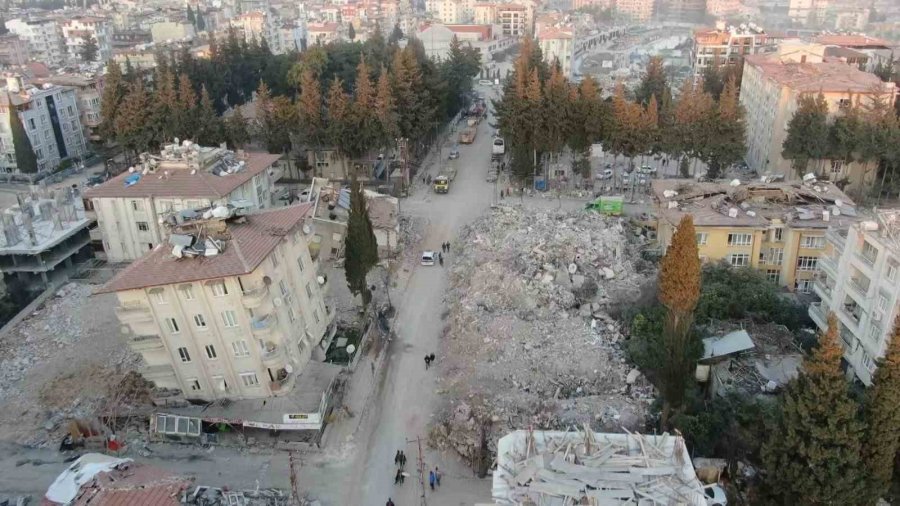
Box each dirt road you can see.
[348,88,500,506]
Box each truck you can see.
[433,175,450,193]
[491,137,505,159]
[459,127,476,144]
[585,195,625,216]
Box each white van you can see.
[421,251,436,266]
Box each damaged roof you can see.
[651,179,858,229]
[96,204,313,294]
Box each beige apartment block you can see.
[538,27,574,79]
[739,43,898,194]
[84,142,281,262]
[810,211,900,386]
[98,203,335,402]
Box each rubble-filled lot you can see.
[431,206,657,466]
[0,282,139,446]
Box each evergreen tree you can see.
[325,77,350,154]
[348,23,356,40]
[827,98,861,167]
[635,56,669,106]
[657,215,701,428]
[99,60,126,141]
[701,62,725,101]
[389,23,404,44]
[8,104,37,174]
[567,76,605,170]
[761,312,866,505]
[196,12,206,32]
[348,57,377,158]
[608,82,646,173]
[154,68,179,142]
[175,74,197,139]
[297,69,324,147]
[374,67,398,149]
[187,5,196,26]
[225,107,249,149]
[124,57,136,82]
[114,81,155,156]
[863,316,900,503]
[542,64,570,160]
[80,34,98,62]
[344,176,379,306]
[195,86,223,146]
[702,77,746,179]
[782,93,829,176]
[672,78,715,174]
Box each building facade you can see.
[100,204,335,401]
[691,23,775,79]
[0,76,88,174]
[5,18,65,69]
[538,27,575,79]
[810,211,900,385]
[60,16,112,64]
[739,44,898,193]
[32,74,105,142]
[0,35,30,66]
[616,0,655,22]
[497,4,529,36]
[84,143,282,262]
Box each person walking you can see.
[435,466,442,487]
[395,468,403,484]
[429,469,436,491]
[425,354,431,369]
[429,353,436,365]
[439,255,444,267]
[395,451,401,466]
[400,451,407,468]
[387,499,395,506]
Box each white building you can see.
[32,73,106,142]
[538,27,575,79]
[60,16,112,64]
[231,11,283,54]
[5,17,65,69]
[84,142,283,263]
[811,211,900,386]
[0,75,88,174]
[150,21,197,43]
[98,203,337,403]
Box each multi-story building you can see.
[231,11,282,53]
[0,34,30,66]
[5,17,65,69]
[739,43,898,193]
[497,4,529,37]
[98,203,336,402]
[307,22,341,45]
[418,23,514,61]
[810,210,900,385]
[658,0,707,22]
[691,23,776,80]
[0,75,88,174]
[438,0,466,24]
[538,27,575,79]
[60,16,112,64]
[788,0,829,26]
[652,179,858,293]
[84,142,282,263]
[616,0,655,21]
[150,21,197,43]
[32,73,105,142]
[705,0,746,17]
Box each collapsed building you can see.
[652,178,859,293]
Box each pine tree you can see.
[326,77,350,155]
[114,81,154,156]
[154,68,179,142]
[542,64,570,160]
[863,316,900,503]
[657,215,701,428]
[374,67,398,149]
[635,56,669,106]
[187,5,196,26]
[8,104,37,174]
[782,93,829,176]
[80,34,99,62]
[348,23,356,40]
[175,74,197,139]
[99,60,126,141]
[672,78,715,174]
[297,69,323,147]
[702,77,746,179]
[761,312,866,504]
[348,57,377,159]
[196,86,223,146]
[701,62,725,101]
[225,107,249,149]
[389,23,404,44]
[344,176,379,306]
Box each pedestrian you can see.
[446,241,451,250]
[395,450,401,466]
[439,255,444,267]
[387,498,395,506]
[435,466,441,486]
[395,468,403,484]
[429,470,436,490]
[400,451,407,468]
[429,353,436,364]
[425,354,431,369]
[400,471,405,484]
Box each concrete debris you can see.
[431,206,656,466]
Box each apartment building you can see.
[150,21,197,43]
[739,43,898,193]
[0,75,88,174]
[231,11,283,54]
[32,73,105,142]
[497,4,529,37]
[691,23,776,80]
[810,210,900,385]
[538,27,575,79]
[615,0,655,22]
[0,35,30,66]
[5,17,65,69]
[658,0,706,22]
[306,22,341,45]
[788,0,829,25]
[84,142,282,263]
[652,179,858,293]
[438,0,467,24]
[60,16,112,64]
[705,0,746,17]
[98,203,335,402]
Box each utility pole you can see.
[406,435,428,506]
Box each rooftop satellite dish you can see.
[346,344,356,355]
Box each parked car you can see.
[421,251,436,266]
[478,79,493,86]
[448,146,460,159]
[639,165,657,175]
[704,485,727,506]
[596,168,613,180]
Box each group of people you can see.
[386,465,442,505]
[424,353,437,369]
[393,450,408,485]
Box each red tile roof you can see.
[446,24,492,39]
[96,203,314,294]
[814,34,894,48]
[744,53,896,93]
[84,152,281,199]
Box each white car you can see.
[596,169,613,180]
[421,251,436,266]
[704,485,727,506]
[639,165,658,175]
[478,79,493,86]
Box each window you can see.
[221,310,238,328]
[795,279,812,293]
[861,240,878,265]
[180,285,194,300]
[152,291,167,304]
[727,233,753,246]
[306,282,313,298]
[878,294,890,312]
[830,159,844,174]
[232,340,250,357]
[313,308,320,324]
[164,318,180,334]
[800,236,825,249]
[768,248,784,266]
[211,282,228,297]
[204,344,217,359]
[868,324,881,342]
[177,347,191,362]
[766,269,780,283]
[695,233,708,246]
[131,200,142,211]
[193,314,207,329]
[772,228,784,242]
[271,251,279,268]
[797,256,818,271]
[888,263,898,282]
[188,378,201,391]
[154,414,201,436]
[729,253,750,267]
[863,352,876,373]
[28,118,35,130]
[296,255,304,271]
[136,221,149,232]
[240,372,260,387]
[287,306,297,323]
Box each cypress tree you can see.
[154,68,179,142]
[761,312,866,505]
[195,86,222,146]
[225,107,249,149]
[863,316,900,503]
[348,23,356,41]
[344,176,378,306]
[349,57,377,159]
[542,64,569,160]
[114,81,154,155]
[187,5,196,26]
[657,215,701,428]
[80,34,99,62]
[8,103,37,174]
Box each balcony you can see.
[241,285,268,309]
[115,302,153,324]
[848,277,871,299]
[809,301,827,329]
[825,228,846,252]
[818,254,838,279]
[251,314,277,336]
[260,342,285,366]
[140,363,176,382]
[842,300,863,326]
[813,278,832,302]
[268,369,294,394]
[129,334,164,352]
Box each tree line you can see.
[494,46,747,184]
[100,26,481,167]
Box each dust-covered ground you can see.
[431,206,658,464]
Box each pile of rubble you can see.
[431,206,657,465]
